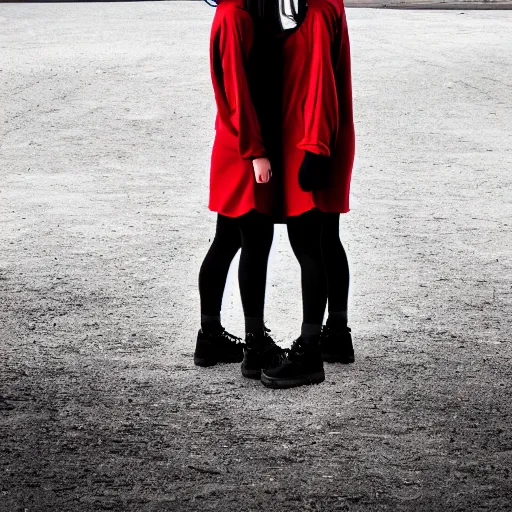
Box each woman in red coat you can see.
[261,0,356,388]
[194,0,282,368]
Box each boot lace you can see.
[280,337,306,363]
[250,328,285,366]
[221,330,243,346]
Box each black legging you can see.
[199,211,274,319]
[287,210,327,325]
[287,211,350,326]
[322,212,350,314]
[199,215,241,318]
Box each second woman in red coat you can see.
[261,0,356,388]
[194,0,283,369]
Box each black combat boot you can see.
[194,329,244,367]
[241,329,284,379]
[320,325,354,364]
[260,336,325,389]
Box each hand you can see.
[298,151,331,192]
[252,157,272,184]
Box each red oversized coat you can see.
[208,0,275,218]
[281,0,355,216]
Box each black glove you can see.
[298,151,332,192]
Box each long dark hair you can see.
[244,0,307,34]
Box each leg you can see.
[287,209,327,332]
[237,210,274,334]
[321,212,350,327]
[319,213,354,363]
[198,214,241,331]
[261,210,327,388]
[237,212,282,380]
[238,210,282,379]
[195,214,244,367]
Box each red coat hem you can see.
[208,204,273,219]
[284,206,351,218]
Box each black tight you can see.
[199,209,348,331]
[238,211,274,318]
[322,213,350,314]
[287,210,350,327]
[287,210,327,326]
[199,215,241,317]
[199,211,273,320]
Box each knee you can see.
[212,232,241,256]
[322,233,342,255]
[242,233,273,258]
[258,226,274,252]
[240,217,274,255]
[295,243,324,267]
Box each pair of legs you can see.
[199,210,274,334]
[198,208,350,334]
[287,210,350,337]
[260,210,351,387]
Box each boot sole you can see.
[194,356,217,367]
[194,355,244,367]
[322,353,355,364]
[260,370,325,389]
[241,366,261,379]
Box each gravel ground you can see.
[1,3,511,511]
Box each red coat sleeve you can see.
[336,10,354,128]
[297,8,339,157]
[210,7,266,160]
